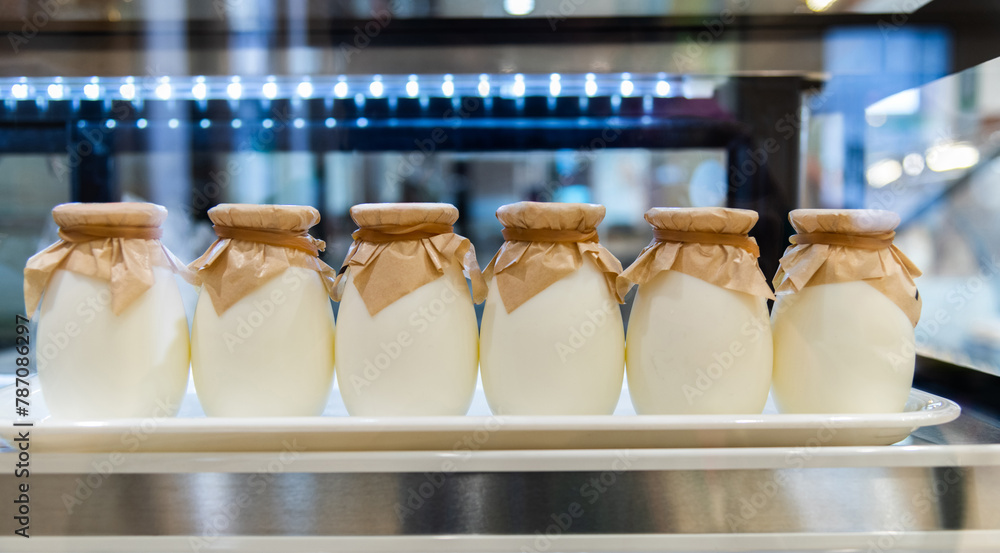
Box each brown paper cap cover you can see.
[24,202,194,316]
[189,204,338,315]
[619,207,774,299]
[773,209,923,326]
[333,203,487,315]
[484,202,626,313]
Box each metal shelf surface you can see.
[0,360,997,552]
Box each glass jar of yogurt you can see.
[620,207,774,415]
[480,202,627,415]
[771,209,922,413]
[24,202,193,419]
[334,203,485,416]
[189,204,337,417]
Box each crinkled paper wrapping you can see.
[189,204,337,315]
[619,207,774,299]
[773,209,922,327]
[484,202,627,313]
[333,203,486,316]
[24,202,194,316]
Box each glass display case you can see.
[1,1,999,551]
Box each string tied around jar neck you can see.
[352,222,455,243]
[212,225,326,256]
[58,224,164,243]
[651,228,760,257]
[500,227,599,243]
[789,231,896,251]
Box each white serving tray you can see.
[0,376,960,452]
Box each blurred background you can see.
[1,0,999,374]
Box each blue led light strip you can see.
[0,73,721,102]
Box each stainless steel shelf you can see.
[1,361,998,552]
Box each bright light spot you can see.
[325,117,336,128]
[119,83,136,100]
[866,158,902,188]
[620,79,634,97]
[199,118,211,129]
[681,79,715,99]
[655,80,671,96]
[192,82,207,100]
[136,118,147,129]
[865,111,887,127]
[902,153,925,176]
[105,119,116,129]
[293,118,305,129]
[512,74,525,97]
[83,83,101,100]
[442,80,454,98]
[926,142,980,172]
[478,75,490,97]
[297,81,314,98]
[226,81,243,100]
[334,81,348,98]
[231,119,242,129]
[47,83,64,100]
[262,81,278,99]
[806,0,838,12]
[11,83,28,99]
[406,76,419,98]
[370,77,384,97]
[868,89,920,116]
[549,74,561,97]
[168,118,179,129]
[357,117,369,128]
[503,0,535,16]
[584,76,597,97]
[155,82,172,100]
[262,119,274,129]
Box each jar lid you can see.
[208,204,320,232]
[496,201,605,231]
[645,207,758,234]
[789,209,900,234]
[52,202,167,228]
[350,203,458,228]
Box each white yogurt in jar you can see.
[192,266,335,417]
[335,264,479,416]
[481,261,625,415]
[771,281,915,413]
[37,267,190,419]
[626,271,772,414]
